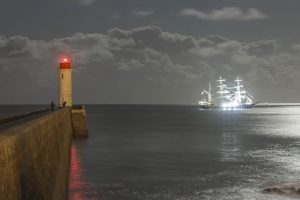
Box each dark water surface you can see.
[1,104,300,199]
[68,105,300,200]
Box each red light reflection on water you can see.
[69,145,97,200]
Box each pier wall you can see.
[71,106,89,138]
[0,108,73,200]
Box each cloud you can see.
[246,39,280,56]
[116,59,145,70]
[290,42,300,50]
[0,27,200,86]
[132,10,154,17]
[0,28,292,86]
[0,27,294,87]
[179,7,269,21]
[0,35,45,59]
[107,26,206,82]
[204,35,228,44]
[2,26,300,103]
[107,26,196,56]
[73,0,97,5]
[191,36,243,57]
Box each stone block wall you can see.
[0,108,73,200]
[71,106,88,138]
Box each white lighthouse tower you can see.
[58,58,73,107]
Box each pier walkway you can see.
[0,109,50,132]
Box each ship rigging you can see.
[199,77,255,109]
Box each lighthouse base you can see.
[71,106,89,138]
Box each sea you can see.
[1,104,300,200]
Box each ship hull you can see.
[200,104,255,110]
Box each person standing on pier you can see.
[51,101,54,111]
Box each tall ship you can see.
[199,77,255,109]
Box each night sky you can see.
[1,0,300,104]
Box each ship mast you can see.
[199,76,255,108]
[201,81,212,103]
[208,81,212,103]
[234,77,243,104]
[216,76,229,103]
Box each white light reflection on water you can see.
[201,107,300,200]
[220,132,239,162]
[68,105,300,200]
[200,142,300,200]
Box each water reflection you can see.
[220,132,239,161]
[69,145,97,199]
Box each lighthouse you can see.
[58,58,73,107]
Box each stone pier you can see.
[0,108,73,200]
